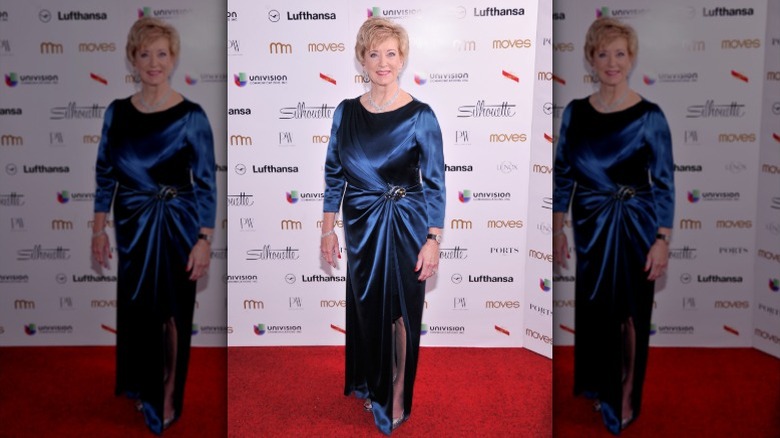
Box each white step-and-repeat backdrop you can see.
[226,1,553,357]
[0,1,227,347]
[553,0,780,359]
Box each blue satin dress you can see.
[94,97,216,434]
[553,97,674,434]
[324,97,445,435]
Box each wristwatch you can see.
[198,233,212,243]
[656,233,670,244]
[426,233,442,244]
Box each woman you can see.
[552,17,674,434]
[91,17,216,434]
[320,17,445,435]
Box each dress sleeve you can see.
[94,101,117,213]
[188,104,217,228]
[323,100,347,213]
[646,104,675,228]
[553,102,575,212]
[416,104,446,228]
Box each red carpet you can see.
[0,346,226,438]
[228,346,552,437]
[553,346,780,437]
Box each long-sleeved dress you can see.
[323,97,445,435]
[94,97,216,434]
[553,97,674,434]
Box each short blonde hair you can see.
[126,17,181,64]
[354,17,409,64]
[583,17,638,65]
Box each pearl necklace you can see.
[367,87,400,113]
[595,88,628,113]
[138,88,172,113]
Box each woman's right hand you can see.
[92,231,111,268]
[321,234,341,268]
[553,232,569,269]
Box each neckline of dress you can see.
[129,96,187,115]
[586,96,644,115]
[359,96,415,115]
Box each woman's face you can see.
[591,37,632,87]
[362,37,403,88]
[133,37,175,87]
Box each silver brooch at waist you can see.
[385,185,407,201]
[613,185,637,201]
[157,185,178,200]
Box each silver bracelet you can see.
[321,229,336,239]
[92,229,106,238]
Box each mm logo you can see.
[269,42,293,54]
[243,299,264,309]
[40,41,64,54]
[51,219,74,230]
[229,135,252,146]
[14,299,36,309]
[453,39,476,51]
[450,219,472,229]
[679,219,702,229]
[83,135,101,144]
[280,219,302,230]
[1,134,23,145]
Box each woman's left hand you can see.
[415,240,440,281]
[187,239,211,281]
[644,240,669,281]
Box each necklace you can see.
[367,87,400,113]
[595,88,628,113]
[138,88,172,113]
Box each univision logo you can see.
[234,72,247,87]
[286,190,323,204]
[458,190,471,203]
[25,323,37,335]
[539,278,551,292]
[5,72,19,87]
[770,278,780,292]
[57,190,70,204]
[254,323,266,335]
